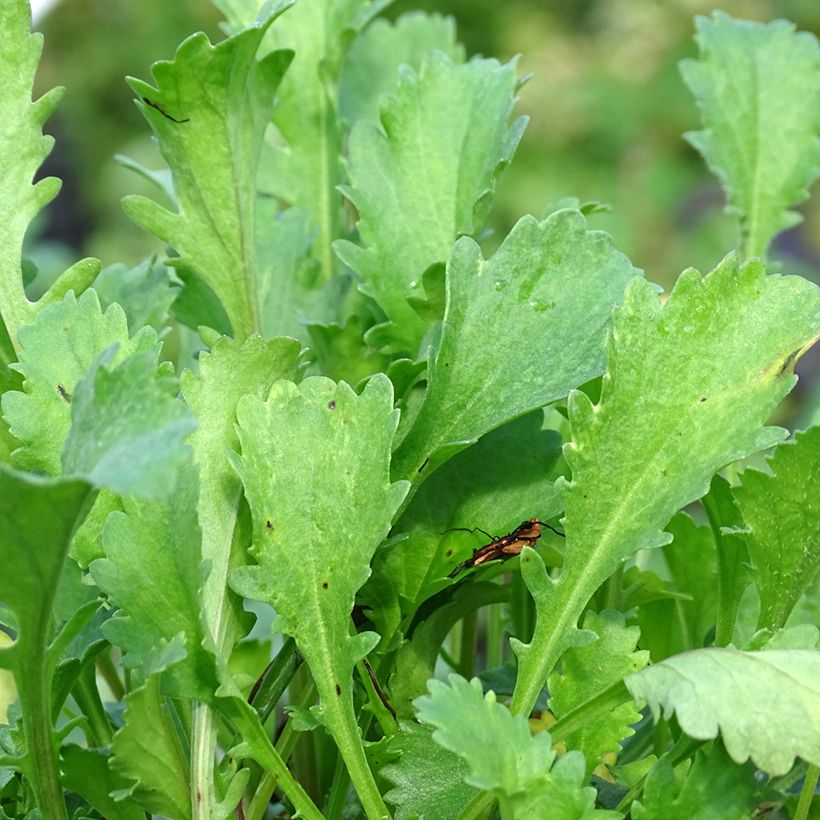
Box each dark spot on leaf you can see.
[265,520,274,532]
[56,384,71,403]
[418,457,429,473]
[335,683,342,696]
[328,400,336,410]
[699,396,707,402]
[322,582,328,589]
[445,549,453,558]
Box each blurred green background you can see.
[30,0,820,419]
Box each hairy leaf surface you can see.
[392,210,638,485]
[122,12,291,339]
[90,464,216,699]
[732,425,820,631]
[415,675,616,818]
[231,375,406,810]
[62,348,196,500]
[2,290,159,476]
[339,12,464,127]
[625,647,820,775]
[512,254,820,716]
[337,51,524,353]
[680,13,820,258]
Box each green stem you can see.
[604,565,623,611]
[795,764,819,820]
[324,756,350,820]
[356,661,397,737]
[19,642,68,820]
[459,611,477,680]
[96,650,124,701]
[486,602,504,668]
[72,663,113,747]
[548,680,630,745]
[245,678,318,820]
[323,689,390,820]
[458,791,496,820]
[190,703,217,819]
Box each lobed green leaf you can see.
[625,647,820,775]
[732,425,820,631]
[512,253,820,716]
[680,13,820,259]
[392,210,639,487]
[123,11,292,340]
[336,51,525,354]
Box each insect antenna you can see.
[533,520,565,538]
[440,525,496,541]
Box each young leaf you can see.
[0,0,99,352]
[122,12,292,340]
[90,464,216,699]
[382,722,477,820]
[336,51,525,354]
[249,0,388,282]
[2,289,160,476]
[680,13,820,259]
[94,257,178,333]
[632,743,771,820]
[392,210,639,486]
[731,426,820,631]
[625,647,820,776]
[231,375,407,817]
[512,253,820,717]
[0,468,94,820]
[62,348,196,500]
[414,675,617,819]
[548,610,649,776]
[109,636,193,820]
[179,334,302,656]
[339,12,464,127]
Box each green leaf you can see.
[336,51,525,354]
[2,289,160,476]
[632,742,771,820]
[230,375,407,816]
[701,474,751,647]
[90,464,216,699]
[250,0,388,283]
[382,722,477,820]
[366,411,562,640]
[306,314,391,386]
[179,334,302,656]
[0,467,93,820]
[93,258,178,333]
[625,647,820,776]
[61,746,144,820]
[122,12,292,340]
[636,514,718,661]
[392,210,639,485]
[680,13,820,259]
[548,610,649,776]
[512,253,820,717]
[732,426,820,631]
[109,636,192,819]
[339,12,464,127]
[0,1,100,352]
[62,348,196,500]
[414,675,616,819]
